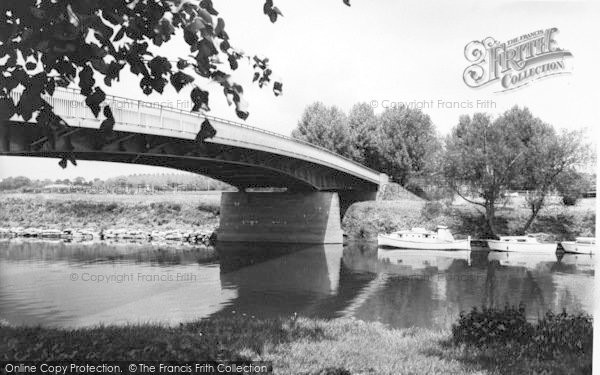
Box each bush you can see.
[452,304,532,347]
[529,310,593,360]
[421,201,444,220]
[562,193,579,206]
[452,305,593,361]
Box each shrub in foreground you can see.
[452,305,592,360]
[452,304,533,347]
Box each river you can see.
[0,239,594,329]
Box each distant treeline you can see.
[0,173,234,193]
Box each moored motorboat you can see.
[487,235,557,253]
[561,237,596,254]
[40,229,63,238]
[377,226,471,250]
[164,230,184,241]
[23,227,42,237]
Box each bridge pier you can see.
[218,192,344,244]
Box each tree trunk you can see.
[485,203,497,238]
[522,195,546,234]
[522,205,541,234]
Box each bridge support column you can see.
[218,192,343,244]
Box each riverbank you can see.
[344,197,596,241]
[0,314,590,375]
[1,192,595,242]
[0,192,220,234]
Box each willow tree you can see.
[444,106,592,237]
[517,128,591,233]
[443,112,524,236]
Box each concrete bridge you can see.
[1,88,387,243]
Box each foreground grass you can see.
[0,317,480,375]
[0,192,221,232]
[2,315,589,374]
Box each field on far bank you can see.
[0,192,221,232]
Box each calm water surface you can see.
[0,239,594,329]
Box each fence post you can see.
[159,105,163,129]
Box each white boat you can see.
[561,237,596,254]
[120,230,148,240]
[377,226,471,250]
[23,227,42,237]
[487,235,557,253]
[164,231,184,241]
[40,229,63,238]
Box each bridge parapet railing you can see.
[8,88,381,184]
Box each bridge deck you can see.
[9,88,382,185]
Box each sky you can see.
[1,0,599,180]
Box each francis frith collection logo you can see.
[463,28,573,92]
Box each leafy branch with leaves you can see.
[1,0,351,157]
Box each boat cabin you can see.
[392,226,455,241]
[497,235,538,243]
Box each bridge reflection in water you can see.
[0,240,594,329]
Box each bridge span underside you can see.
[0,121,377,192]
[1,121,380,243]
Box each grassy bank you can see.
[1,313,590,375]
[0,192,221,232]
[344,197,596,241]
[1,192,594,241]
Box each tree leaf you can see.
[170,71,195,92]
[215,18,226,39]
[0,97,16,119]
[113,26,126,42]
[100,105,115,135]
[195,119,216,142]
[148,56,172,78]
[273,81,282,96]
[228,54,238,70]
[190,87,209,112]
[78,65,95,96]
[85,88,106,117]
[197,9,213,26]
[177,59,190,70]
[200,0,219,16]
[263,0,274,15]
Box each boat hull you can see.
[377,235,471,250]
[487,240,556,253]
[561,241,596,254]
